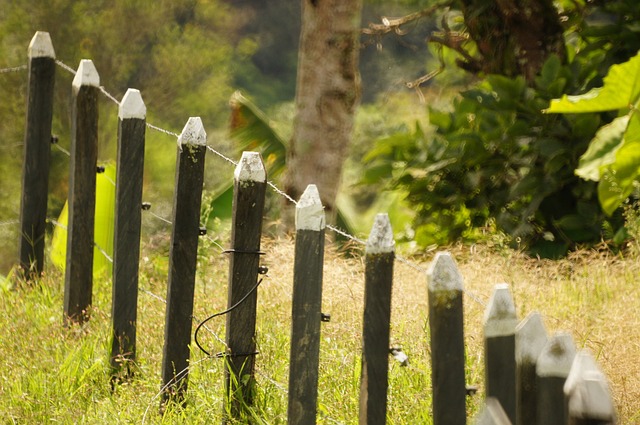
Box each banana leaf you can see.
[50,163,116,277]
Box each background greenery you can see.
[3,0,640,270]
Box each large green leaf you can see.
[50,163,116,277]
[575,115,628,181]
[229,91,287,178]
[598,113,640,215]
[545,51,640,113]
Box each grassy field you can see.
[1,236,639,424]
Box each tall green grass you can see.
[1,238,639,423]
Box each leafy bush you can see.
[363,0,640,257]
[365,54,627,257]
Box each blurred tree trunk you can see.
[284,0,362,227]
[457,0,565,81]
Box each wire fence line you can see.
[0,64,27,73]
[6,58,487,306]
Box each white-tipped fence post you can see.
[110,89,146,376]
[288,184,326,425]
[475,398,512,425]
[225,151,267,420]
[564,350,616,425]
[359,213,395,425]
[161,117,207,406]
[427,251,466,425]
[515,311,548,425]
[63,59,100,325]
[19,31,56,279]
[484,284,518,424]
[536,332,576,425]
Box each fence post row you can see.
[536,332,576,425]
[19,31,56,280]
[515,311,548,425]
[564,350,616,425]
[63,59,100,325]
[224,151,267,421]
[110,89,146,375]
[359,213,395,425]
[161,117,207,405]
[288,184,326,425]
[427,252,466,425]
[484,284,518,425]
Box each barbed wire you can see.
[55,59,76,75]
[0,58,487,309]
[0,64,27,74]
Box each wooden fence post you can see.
[427,251,466,425]
[359,213,394,425]
[475,398,512,425]
[63,59,99,325]
[110,89,146,375]
[484,284,518,424]
[288,184,326,425]
[536,332,576,425]
[564,350,616,425]
[19,31,56,279]
[515,312,548,425]
[161,117,207,405]
[224,151,267,420]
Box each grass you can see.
[1,236,639,424]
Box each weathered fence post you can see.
[288,184,326,425]
[18,31,56,280]
[160,117,207,405]
[536,332,576,425]
[484,284,518,424]
[224,151,266,420]
[475,398,512,425]
[63,59,99,325]
[427,251,466,425]
[515,312,548,425]
[564,350,616,425]
[359,213,394,425]
[110,89,146,376]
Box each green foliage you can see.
[546,51,640,215]
[362,0,640,256]
[364,52,626,256]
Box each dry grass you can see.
[1,236,639,423]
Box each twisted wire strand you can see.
[0,64,27,73]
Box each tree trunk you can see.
[285,0,362,226]
[458,0,565,81]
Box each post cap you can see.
[119,88,146,120]
[428,251,463,292]
[28,31,55,59]
[366,213,394,254]
[296,184,325,231]
[178,117,206,147]
[72,59,100,92]
[484,283,518,337]
[515,311,548,362]
[234,151,266,183]
[537,332,576,378]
